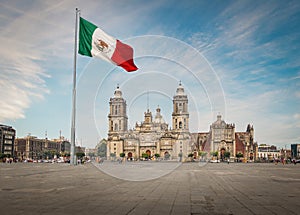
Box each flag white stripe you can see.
[91,28,117,63]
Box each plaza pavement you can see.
[0,161,299,215]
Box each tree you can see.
[224,152,230,158]
[0,153,7,159]
[199,151,207,158]
[63,152,70,157]
[188,153,193,157]
[97,139,107,157]
[236,153,243,158]
[88,152,95,157]
[142,153,149,159]
[154,153,160,158]
[120,152,125,158]
[76,152,85,159]
[0,153,7,162]
[211,151,218,157]
[43,150,52,159]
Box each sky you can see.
[1,0,299,149]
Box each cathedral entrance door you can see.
[164,151,170,160]
[220,148,226,161]
[128,152,133,161]
[250,153,253,161]
[146,150,151,158]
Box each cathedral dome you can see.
[114,85,122,98]
[176,81,185,95]
[154,106,165,124]
[212,114,226,127]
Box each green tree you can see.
[88,152,95,157]
[120,152,125,158]
[76,152,85,159]
[43,150,52,159]
[97,139,107,157]
[199,151,207,158]
[142,153,149,159]
[154,153,160,158]
[63,152,70,157]
[0,153,7,159]
[236,153,243,158]
[0,153,7,162]
[211,151,218,157]
[224,152,231,158]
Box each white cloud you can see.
[294,113,300,120]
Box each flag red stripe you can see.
[111,40,138,72]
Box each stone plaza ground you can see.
[0,162,299,215]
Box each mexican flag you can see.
[78,17,138,72]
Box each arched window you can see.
[179,121,182,129]
[114,123,118,131]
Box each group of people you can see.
[275,158,298,165]
[2,157,14,163]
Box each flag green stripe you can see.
[78,17,97,57]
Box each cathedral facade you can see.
[106,83,257,161]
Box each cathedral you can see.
[106,83,257,161]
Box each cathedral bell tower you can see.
[108,85,128,136]
[172,82,189,132]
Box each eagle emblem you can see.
[94,39,110,53]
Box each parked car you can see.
[292,159,300,164]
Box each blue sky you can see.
[1,0,299,149]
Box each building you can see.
[0,124,16,157]
[14,136,68,160]
[107,83,257,161]
[291,144,300,158]
[192,117,257,161]
[85,148,97,158]
[107,83,191,160]
[257,144,280,161]
[52,138,71,155]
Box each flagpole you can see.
[70,8,80,165]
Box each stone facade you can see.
[192,117,257,161]
[107,83,191,160]
[107,83,257,161]
[14,136,70,160]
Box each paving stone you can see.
[0,162,299,215]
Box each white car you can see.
[210,159,220,163]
